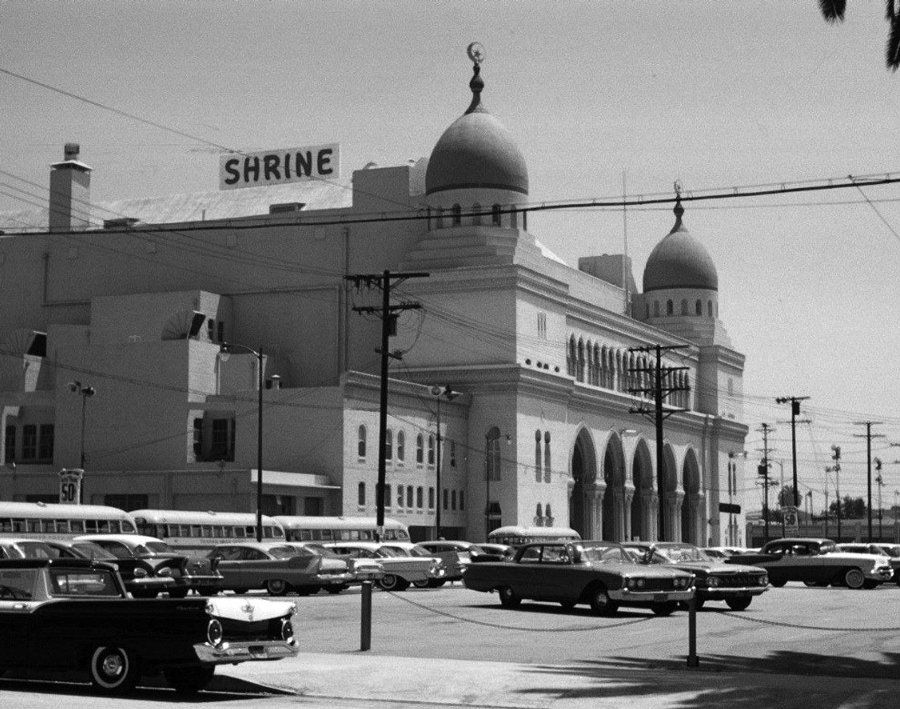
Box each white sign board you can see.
[219,143,340,190]
[58,468,84,505]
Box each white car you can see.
[325,541,444,591]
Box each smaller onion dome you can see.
[643,198,718,293]
[425,59,528,197]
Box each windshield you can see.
[269,545,311,559]
[303,544,339,557]
[578,544,633,563]
[16,541,55,559]
[880,546,900,557]
[72,542,117,560]
[408,545,434,557]
[657,545,711,563]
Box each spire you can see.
[671,180,685,232]
[465,42,487,115]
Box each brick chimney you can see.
[49,143,92,232]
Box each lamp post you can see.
[68,381,94,505]
[219,342,265,542]
[430,385,458,541]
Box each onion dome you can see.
[643,197,718,292]
[425,57,528,197]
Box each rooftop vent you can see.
[269,202,306,214]
[103,217,141,229]
[64,143,80,161]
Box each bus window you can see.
[70,520,85,533]
[234,526,246,538]
[98,521,111,533]
[12,519,26,533]
[320,529,333,541]
[201,525,212,537]
[84,520,98,533]
[360,530,372,540]
[27,519,41,533]
[122,520,137,534]
[273,526,284,538]
[192,525,202,537]
[0,519,11,533]
[299,530,311,541]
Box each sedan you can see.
[208,541,354,596]
[325,542,443,591]
[836,543,900,587]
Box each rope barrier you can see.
[386,591,654,632]
[718,610,900,632]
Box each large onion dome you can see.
[643,200,718,292]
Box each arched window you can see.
[450,440,456,467]
[695,299,702,316]
[707,300,713,317]
[577,338,585,382]
[536,503,543,521]
[428,487,435,509]
[666,299,674,315]
[416,486,424,508]
[428,434,436,465]
[451,203,461,225]
[653,301,660,317]
[567,335,577,376]
[384,484,391,508]
[384,429,393,461]
[545,503,553,524]
[535,430,542,482]
[434,206,443,229]
[397,430,405,462]
[544,431,552,482]
[357,425,366,458]
[460,490,465,510]
[472,202,482,225]
[491,203,502,225]
[416,434,424,464]
[358,482,366,506]
[397,486,404,508]
[681,299,688,315]
[406,485,414,508]
[451,490,457,510]
[645,303,650,319]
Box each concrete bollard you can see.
[360,580,372,651]
[687,596,699,667]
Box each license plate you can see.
[654,593,668,602]
[249,646,266,657]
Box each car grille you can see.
[715,572,760,587]
[218,617,280,642]
[638,578,676,592]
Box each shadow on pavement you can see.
[0,672,289,702]
[518,652,900,709]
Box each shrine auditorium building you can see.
[0,60,749,545]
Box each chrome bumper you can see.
[316,572,355,585]
[193,640,298,664]
[609,588,694,602]
[699,585,768,596]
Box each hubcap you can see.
[102,654,124,677]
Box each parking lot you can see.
[3,581,900,708]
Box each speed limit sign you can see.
[58,469,84,505]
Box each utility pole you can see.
[628,344,689,541]
[823,486,829,538]
[853,421,883,542]
[346,270,429,540]
[775,395,809,507]
[757,423,775,543]
[875,458,884,542]
[829,445,842,541]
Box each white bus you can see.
[0,501,138,539]
[274,516,410,542]
[487,526,581,547]
[129,509,286,552]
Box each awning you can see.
[250,469,341,490]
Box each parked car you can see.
[207,541,353,596]
[325,541,443,591]
[0,557,297,694]
[379,541,452,587]
[284,542,384,591]
[75,534,222,597]
[36,538,179,598]
[0,537,61,560]
[702,546,746,558]
[623,542,768,611]
[727,538,893,589]
[837,543,900,586]
[464,540,694,616]
[418,540,488,580]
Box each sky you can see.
[1,1,899,512]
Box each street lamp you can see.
[219,342,267,543]
[430,385,458,541]
[68,381,94,505]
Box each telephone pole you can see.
[346,270,429,539]
[828,445,842,540]
[628,344,689,541]
[757,423,775,543]
[853,421,883,542]
[875,458,884,541]
[775,395,809,507]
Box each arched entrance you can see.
[630,439,653,541]
[602,433,625,541]
[569,428,598,539]
[681,448,701,544]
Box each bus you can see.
[0,501,138,539]
[129,509,286,552]
[487,526,581,547]
[273,516,410,543]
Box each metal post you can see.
[79,393,87,469]
[256,348,263,543]
[485,432,491,540]
[376,271,391,542]
[654,346,665,541]
[360,580,372,651]
[687,596,699,667]
[434,394,442,541]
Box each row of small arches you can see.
[566,337,691,410]
[646,298,718,319]
[357,426,456,468]
[428,203,521,230]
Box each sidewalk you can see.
[222,651,900,708]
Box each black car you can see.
[0,557,297,693]
[75,534,222,597]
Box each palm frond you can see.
[819,0,846,22]
[888,15,900,71]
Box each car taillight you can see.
[133,567,148,578]
[156,567,172,577]
[207,619,224,646]
[281,618,295,644]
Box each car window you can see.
[269,545,305,559]
[72,542,117,560]
[382,546,411,557]
[540,546,570,563]
[145,541,172,554]
[409,545,434,557]
[17,541,54,559]
[0,568,38,599]
[241,548,269,561]
[519,547,541,562]
[96,541,132,559]
[49,569,120,597]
